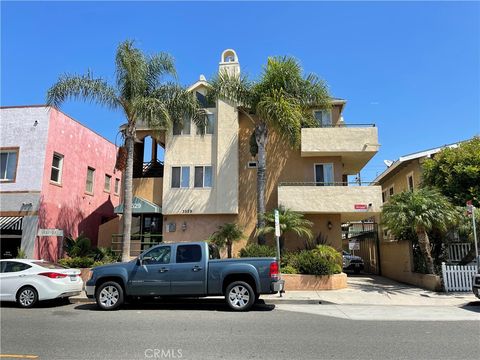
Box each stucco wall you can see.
[380,159,423,195]
[162,86,239,215]
[133,178,163,205]
[37,108,121,260]
[0,106,50,192]
[380,240,442,291]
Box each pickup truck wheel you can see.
[225,281,255,311]
[96,281,124,310]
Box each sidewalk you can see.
[70,275,478,307]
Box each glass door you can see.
[315,163,334,186]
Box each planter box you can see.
[281,273,347,291]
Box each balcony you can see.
[278,182,383,222]
[301,125,379,174]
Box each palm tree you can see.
[256,206,313,250]
[382,188,459,274]
[47,40,205,261]
[208,57,330,244]
[209,223,244,258]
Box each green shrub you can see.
[16,247,27,259]
[58,257,94,268]
[281,265,298,274]
[289,246,342,276]
[239,244,277,258]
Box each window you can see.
[382,190,387,203]
[114,178,120,194]
[0,148,19,182]
[314,163,334,186]
[194,166,213,188]
[49,153,64,184]
[176,245,202,263]
[196,113,215,135]
[85,167,95,194]
[171,166,190,188]
[314,110,332,127]
[3,261,31,273]
[389,186,394,197]
[104,174,111,192]
[173,116,191,135]
[406,172,414,191]
[142,246,171,265]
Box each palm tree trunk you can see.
[121,125,135,262]
[255,122,268,245]
[416,227,435,274]
[227,240,232,259]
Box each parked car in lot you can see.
[86,242,284,311]
[0,259,83,308]
[473,273,480,299]
[342,251,365,274]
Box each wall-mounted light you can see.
[33,120,38,127]
[181,222,187,231]
[327,221,333,230]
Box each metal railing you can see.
[310,123,376,128]
[279,181,378,187]
[111,233,163,257]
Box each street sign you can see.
[37,228,64,237]
[349,241,360,251]
[354,204,368,211]
[274,209,280,237]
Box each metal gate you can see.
[342,222,380,274]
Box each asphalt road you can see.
[1,299,479,360]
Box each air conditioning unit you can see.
[166,223,176,233]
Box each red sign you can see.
[466,200,473,216]
[354,204,368,211]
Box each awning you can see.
[0,216,23,231]
[114,196,162,214]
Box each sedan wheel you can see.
[17,286,38,308]
[225,281,255,311]
[96,281,124,310]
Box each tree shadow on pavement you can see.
[74,298,275,312]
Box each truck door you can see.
[170,244,206,295]
[129,245,171,296]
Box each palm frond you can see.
[115,40,149,101]
[207,71,252,108]
[46,72,119,109]
[131,96,171,131]
[146,52,176,91]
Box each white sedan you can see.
[0,259,83,308]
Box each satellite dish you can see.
[384,160,393,167]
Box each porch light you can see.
[181,222,187,231]
[327,221,333,230]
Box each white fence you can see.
[442,263,477,292]
[447,243,471,262]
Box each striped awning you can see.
[0,216,23,231]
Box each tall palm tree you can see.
[208,56,330,244]
[382,188,459,274]
[209,223,244,258]
[47,40,205,261]
[256,206,313,250]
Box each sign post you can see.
[274,209,282,297]
[467,201,478,271]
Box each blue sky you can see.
[2,1,479,182]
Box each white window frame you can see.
[50,152,64,185]
[85,167,95,194]
[388,185,394,197]
[171,166,190,189]
[196,110,216,135]
[314,163,335,186]
[194,165,213,188]
[104,174,112,192]
[0,148,19,182]
[313,109,333,127]
[114,178,120,195]
[406,171,415,191]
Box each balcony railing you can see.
[111,233,163,257]
[314,123,376,128]
[133,160,164,178]
[279,181,378,187]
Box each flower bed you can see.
[281,273,347,291]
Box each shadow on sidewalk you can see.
[74,298,275,313]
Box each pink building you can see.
[0,105,121,261]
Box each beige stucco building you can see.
[99,49,382,256]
